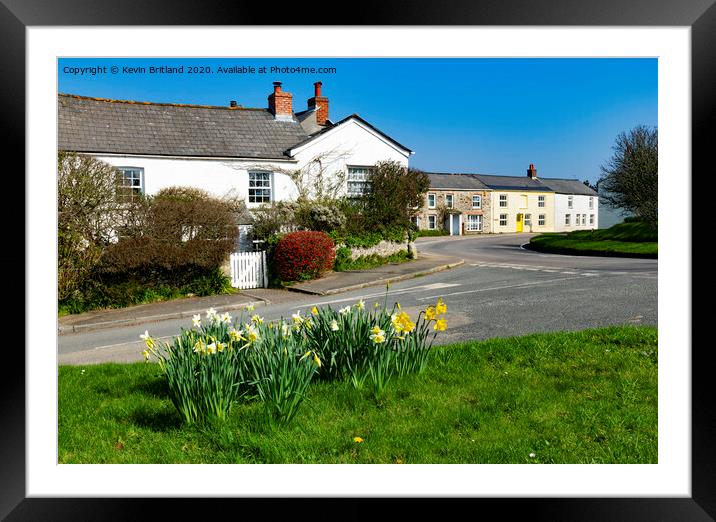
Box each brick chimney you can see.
[307,81,329,126]
[268,82,293,121]
[527,164,538,179]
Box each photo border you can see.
[5,0,711,519]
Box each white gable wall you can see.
[553,194,599,232]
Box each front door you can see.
[516,213,523,232]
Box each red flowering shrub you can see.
[273,231,336,282]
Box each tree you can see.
[363,160,431,232]
[57,152,129,300]
[598,125,658,227]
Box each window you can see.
[427,193,436,209]
[116,167,144,202]
[538,214,546,226]
[499,194,508,207]
[428,215,436,230]
[411,216,420,228]
[538,195,545,208]
[445,194,454,208]
[575,214,581,226]
[582,214,587,226]
[248,172,272,203]
[499,214,508,226]
[565,214,571,226]
[567,195,574,209]
[524,214,532,226]
[467,214,482,231]
[589,197,594,209]
[472,195,482,209]
[590,214,595,226]
[347,166,373,197]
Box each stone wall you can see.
[343,239,410,260]
[416,189,492,234]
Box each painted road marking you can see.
[417,276,583,301]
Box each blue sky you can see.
[58,58,657,185]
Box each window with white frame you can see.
[538,195,545,208]
[428,215,436,230]
[472,195,482,209]
[445,194,454,208]
[499,213,508,226]
[116,167,144,202]
[575,214,581,226]
[567,195,574,208]
[582,214,587,226]
[499,194,508,207]
[524,214,532,226]
[248,171,272,203]
[427,193,436,208]
[589,197,594,209]
[565,214,571,226]
[347,166,373,197]
[590,214,595,225]
[467,214,482,231]
[538,214,545,226]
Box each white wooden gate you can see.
[230,251,268,289]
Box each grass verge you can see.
[59,326,657,464]
[529,221,657,258]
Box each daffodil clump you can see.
[141,292,448,424]
[140,304,321,425]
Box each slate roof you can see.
[472,174,553,192]
[58,94,311,160]
[426,173,490,190]
[539,178,598,196]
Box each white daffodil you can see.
[330,319,340,331]
[339,306,351,315]
[220,312,232,324]
[281,323,291,339]
[355,299,365,310]
[292,310,303,324]
[206,342,217,355]
[206,308,219,322]
[251,314,264,324]
[192,314,201,328]
[369,325,386,344]
[139,330,154,348]
[244,303,255,312]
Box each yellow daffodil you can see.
[374,302,380,309]
[396,302,401,310]
[141,349,150,360]
[244,303,255,312]
[193,340,205,354]
[217,342,226,352]
[434,318,447,331]
[251,314,264,324]
[139,330,155,349]
[436,298,447,316]
[392,311,415,334]
[313,353,322,367]
[228,328,243,342]
[311,306,319,315]
[424,306,437,321]
[369,326,386,344]
[245,324,259,343]
[354,436,364,443]
[292,311,303,324]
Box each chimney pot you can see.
[527,164,538,179]
[273,82,282,93]
[307,81,329,126]
[230,100,237,108]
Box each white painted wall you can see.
[553,194,599,232]
[90,118,410,209]
[93,154,299,210]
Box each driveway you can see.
[58,234,657,364]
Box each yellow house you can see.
[473,166,555,233]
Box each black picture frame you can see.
[4,1,710,519]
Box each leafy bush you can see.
[273,231,336,282]
[418,229,450,237]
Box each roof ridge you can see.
[58,93,268,112]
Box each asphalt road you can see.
[58,233,657,364]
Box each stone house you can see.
[416,173,492,235]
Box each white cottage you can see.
[58,81,413,248]
[543,178,599,231]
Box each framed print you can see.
[5,0,713,519]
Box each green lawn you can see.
[58,326,657,464]
[529,221,657,257]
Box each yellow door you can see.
[516,213,523,232]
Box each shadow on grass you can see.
[130,376,169,397]
[127,406,182,432]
